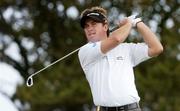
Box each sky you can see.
[0,6,79,111]
[0,93,18,111]
[0,62,23,111]
[0,2,176,111]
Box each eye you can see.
[92,21,97,26]
[84,24,89,29]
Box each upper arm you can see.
[129,43,151,67]
[101,20,132,54]
[101,36,120,54]
[136,22,163,57]
[148,46,163,57]
[78,42,104,70]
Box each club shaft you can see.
[110,26,119,33]
[30,47,81,77]
[28,23,125,78]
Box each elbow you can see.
[157,45,164,55]
[110,32,125,43]
[112,35,124,43]
[150,45,163,57]
[155,46,164,56]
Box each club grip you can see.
[109,25,120,33]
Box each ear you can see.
[103,23,108,32]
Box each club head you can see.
[26,76,33,87]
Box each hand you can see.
[119,18,132,27]
[128,14,142,27]
[132,18,142,27]
[128,14,137,20]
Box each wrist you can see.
[132,18,142,27]
[126,20,133,28]
[135,20,143,28]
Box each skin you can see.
[84,19,108,42]
[136,22,163,57]
[83,18,163,57]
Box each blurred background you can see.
[0,0,179,111]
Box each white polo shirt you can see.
[78,41,151,107]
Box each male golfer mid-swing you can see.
[78,6,163,111]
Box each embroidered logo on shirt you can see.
[116,56,123,60]
[92,43,96,47]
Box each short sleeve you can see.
[78,42,105,71]
[129,43,151,67]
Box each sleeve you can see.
[78,42,105,71]
[129,43,151,67]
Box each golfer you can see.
[78,6,163,111]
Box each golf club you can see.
[26,14,139,87]
[26,47,81,87]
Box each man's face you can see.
[84,19,108,42]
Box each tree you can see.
[0,0,179,111]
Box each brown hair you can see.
[80,6,109,36]
[80,6,107,18]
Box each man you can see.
[78,6,163,111]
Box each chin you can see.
[88,37,97,42]
[90,40,97,42]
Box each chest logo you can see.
[116,56,123,60]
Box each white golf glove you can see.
[128,14,137,20]
[128,14,142,27]
[133,18,142,27]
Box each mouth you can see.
[88,32,96,37]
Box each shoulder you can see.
[80,42,98,49]
[78,42,101,57]
[112,43,148,54]
[114,43,134,50]
[121,42,148,48]
[79,42,99,52]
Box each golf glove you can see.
[132,18,142,27]
[128,14,142,27]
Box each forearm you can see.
[137,22,163,57]
[101,20,132,53]
[111,22,132,42]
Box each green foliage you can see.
[0,0,179,111]
[16,57,92,111]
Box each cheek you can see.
[84,30,91,40]
[84,29,88,35]
[97,26,106,34]
[95,25,103,32]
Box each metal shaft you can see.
[26,16,137,87]
[29,47,81,78]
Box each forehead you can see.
[84,19,103,26]
[85,19,97,24]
